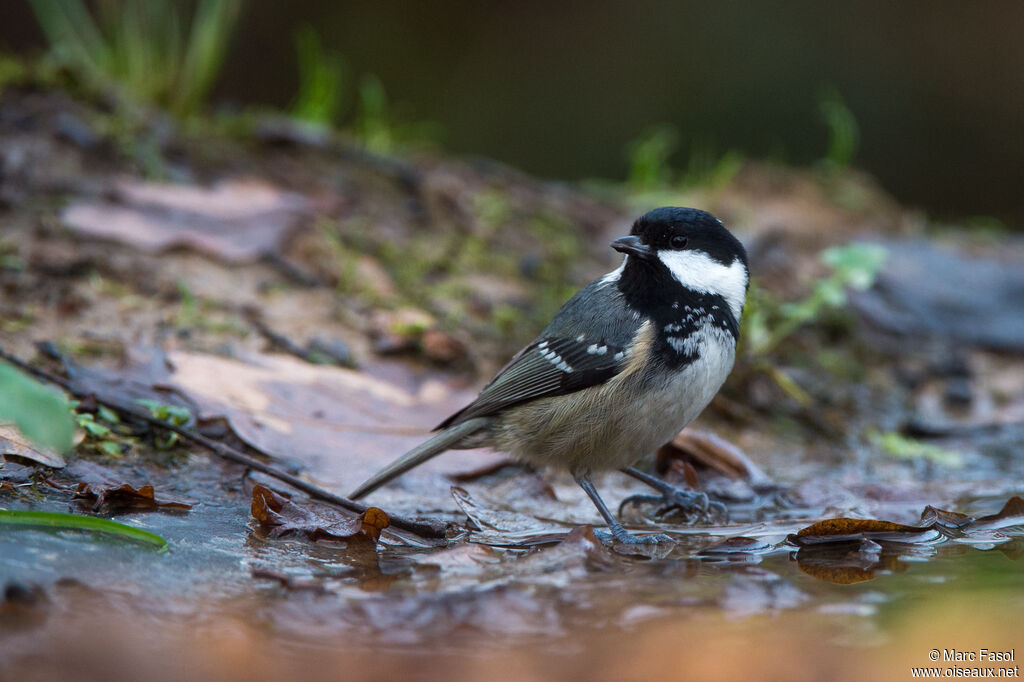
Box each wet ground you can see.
[1,87,1022,680]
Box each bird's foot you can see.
[594,526,675,546]
[619,488,727,524]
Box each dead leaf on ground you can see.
[160,350,505,495]
[0,425,66,468]
[61,178,314,263]
[451,486,561,542]
[73,482,193,514]
[250,483,389,544]
[54,346,196,419]
[657,429,774,488]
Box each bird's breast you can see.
[491,322,735,474]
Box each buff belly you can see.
[488,326,735,474]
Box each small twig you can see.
[0,348,447,539]
[260,253,322,288]
[244,311,317,362]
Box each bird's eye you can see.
[670,235,688,249]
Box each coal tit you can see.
[350,207,749,544]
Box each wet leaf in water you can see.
[0,426,66,468]
[73,482,193,514]
[250,483,389,544]
[451,486,564,547]
[416,543,501,574]
[794,539,912,585]
[789,518,942,546]
[555,525,624,566]
[251,568,330,594]
[699,536,773,561]
[968,496,1024,531]
[919,505,973,530]
[791,498,1024,583]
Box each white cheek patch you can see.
[656,250,748,320]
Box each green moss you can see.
[867,429,964,468]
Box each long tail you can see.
[348,417,491,500]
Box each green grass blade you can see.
[29,0,108,78]
[0,509,169,551]
[174,0,242,115]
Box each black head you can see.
[609,207,749,322]
[617,207,747,269]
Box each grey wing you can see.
[437,278,643,429]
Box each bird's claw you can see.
[594,529,676,546]
[619,488,727,523]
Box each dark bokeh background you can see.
[2,1,1023,223]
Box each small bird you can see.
[351,207,749,544]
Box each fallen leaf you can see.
[251,568,329,594]
[73,482,193,514]
[451,486,555,536]
[919,505,973,530]
[657,429,773,487]
[250,483,389,544]
[161,350,504,495]
[793,539,906,585]
[789,518,942,546]
[0,425,66,468]
[968,496,1024,531]
[420,330,468,364]
[61,178,314,263]
[699,536,773,556]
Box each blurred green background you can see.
[2,1,1022,223]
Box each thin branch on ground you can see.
[0,347,448,539]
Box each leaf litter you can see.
[72,482,193,514]
[0,428,66,470]
[249,483,388,545]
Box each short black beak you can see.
[611,235,654,260]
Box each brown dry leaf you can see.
[250,483,389,544]
[657,429,772,485]
[162,350,505,494]
[420,330,468,364]
[0,425,66,468]
[61,178,313,263]
[794,540,898,585]
[789,518,941,547]
[73,482,193,514]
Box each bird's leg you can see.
[618,466,727,522]
[573,472,673,545]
